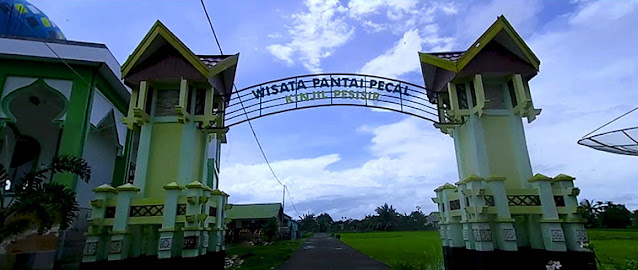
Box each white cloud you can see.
[362,20,387,32]
[569,0,638,25]
[266,44,294,64]
[351,1,456,35]
[457,0,542,45]
[524,0,638,209]
[229,0,638,220]
[221,117,457,219]
[266,0,354,72]
[360,27,453,78]
[348,0,418,20]
[267,32,283,39]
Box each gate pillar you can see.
[420,16,596,270]
[81,21,238,269]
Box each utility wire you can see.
[200,0,299,216]
[285,185,300,215]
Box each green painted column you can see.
[552,175,589,252]
[464,176,494,252]
[132,82,153,195]
[82,184,116,263]
[182,181,205,258]
[454,181,475,250]
[158,182,182,259]
[485,176,518,251]
[108,183,140,261]
[55,69,95,189]
[529,174,567,252]
[211,191,224,252]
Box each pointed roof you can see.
[420,15,539,73]
[121,20,239,84]
[122,21,208,78]
[419,15,540,97]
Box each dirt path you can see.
[278,233,390,270]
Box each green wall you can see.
[146,123,183,197]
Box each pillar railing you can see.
[433,173,590,253]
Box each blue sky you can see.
[32,0,638,219]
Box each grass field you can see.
[341,231,444,269]
[226,239,305,270]
[341,229,638,270]
[588,229,638,269]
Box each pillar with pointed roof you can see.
[81,21,236,267]
[421,16,596,269]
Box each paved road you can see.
[278,233,390,270]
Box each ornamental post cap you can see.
[434,183,457,192]
[485,175,506,182]
[463,174,484,183]
[93,184,116,193]
[163,182,184,190]
[116,183,141,192]
[185,180,205,189]
[528,173,552,182]
[211,189,224,195]
[553,174,575,182]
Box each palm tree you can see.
[0,155,91,241]
[579,199,603,228]
[298,212,317,232]
[374,203,399,231]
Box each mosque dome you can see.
[0,0,66,40]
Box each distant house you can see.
[426,212,440,228]
[283,214,301,240]
[226,203,299,242]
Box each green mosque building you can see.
[1,1,235,268]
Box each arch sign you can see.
[224,73,440,127]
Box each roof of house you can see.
[429,51,465,62]
[226,203,282,220]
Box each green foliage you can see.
[340,230,637,270]
[580,199,604,228]
[600,203,632,229]
[316,213,334,232]
[226,239,304,270]
[332,205,432,233]
[263,217,279,241]
[299,212,317,232]
[0,155,91,240]
[374,203,399,231]
[580,199,634,229]
[341,231,444,269]
[588,229,638,268]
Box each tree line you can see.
[579,199,638,228]
[297,199,638,233]
[298,203,437,233]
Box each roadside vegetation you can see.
[301,201,638,270]
[341,231,443,270]
[225,239,305,270]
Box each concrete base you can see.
[80,251,226,270]
[443,247,597,270]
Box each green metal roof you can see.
[226,203,282,220]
